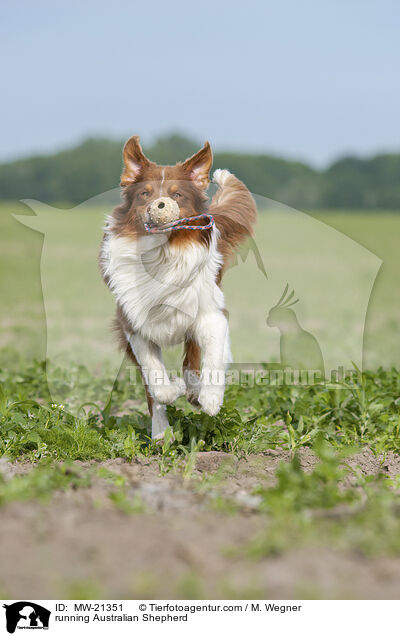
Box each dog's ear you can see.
[121,136,151,186]
[182,141,213,189]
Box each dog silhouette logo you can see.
[2,602,51,633]
[14,189,381,411]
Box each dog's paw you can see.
[151,376,186,404]
[153,428,176,444]
[213,168,233,187]
[184,369,201,406]
[198,385,224,416]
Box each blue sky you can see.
[1,0,399,165]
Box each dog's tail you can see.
[210,169,257,276]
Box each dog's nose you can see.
[158,202,165,209]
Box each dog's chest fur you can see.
[101,227,225,347]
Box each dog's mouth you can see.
[144,214,215,234]
[144,217,183,232]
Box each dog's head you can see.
[116,135,213,237]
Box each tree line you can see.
[0,133,399,209]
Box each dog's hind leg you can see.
[150,401,169,439]
[125,334,170,440]
[114,308,181,438]
[183,338,201,406]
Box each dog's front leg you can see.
[194,312,231,416]
[127,332,185,438]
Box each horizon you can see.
[0,131,399,170]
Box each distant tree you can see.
[0,133,399,209]
[144,133,199,165]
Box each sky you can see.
[1,0,399,166]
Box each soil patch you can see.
[1,447,399,599]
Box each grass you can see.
[1,201,400,578]
[1,358,400,462]
[0,357,400,574]
[2,202,400,370]
[1,365,400,561]
[246,439,400,559]
[0,461,90,506]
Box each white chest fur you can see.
[101,228,225,347]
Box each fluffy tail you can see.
[210,169,257,274]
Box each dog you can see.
[99,136,257,438]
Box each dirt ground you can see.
[1,448,400,600]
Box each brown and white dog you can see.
[99,136,257,438]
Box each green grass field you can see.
[1,201,400,369]
[1,202,400,598]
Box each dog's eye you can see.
[173,192,182,198]
[141,190,149,197]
